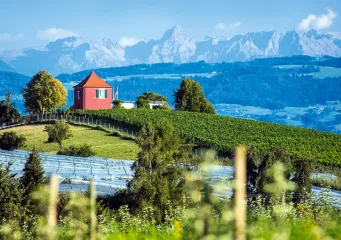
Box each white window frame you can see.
[98,89,106,99]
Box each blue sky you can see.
[0,0,340,49]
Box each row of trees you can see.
[121,78,215,114]
[4,70,213,117]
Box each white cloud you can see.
[0,33,25,42]
[37,28,78,41]
[214,22,241,31]
[118,36,143,47]
[298,8,337,31]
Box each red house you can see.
[73,71,113,110]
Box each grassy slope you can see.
[0,124,139,160]
[74,109,341,165]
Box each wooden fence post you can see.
[234,146,246,240]
[47,174,59,240]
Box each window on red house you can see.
[96,89,108,98]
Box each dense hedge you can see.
[73,109,341,165]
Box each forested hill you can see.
[57,56,341,109]
[0,71,30,94]
[1,55,341,115]
[57,55,337,82]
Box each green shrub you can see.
[135,98,150,109]
[0,131,26,150]
[311,176,341,191]
[153,103,171,110]
[44,120,72,147]
[113,100,124,109]
[61,178,72,184]
[57,144,95,157]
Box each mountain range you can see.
[1,26,341,76]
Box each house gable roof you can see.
[73,71,112,88]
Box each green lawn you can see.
[0,124,139,160]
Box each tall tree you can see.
[0,163,25,225]
[128,119,187,223]
[174,78,215,114]
[0,92,20,125]
[20,147,46,208]
[22,70,67,114]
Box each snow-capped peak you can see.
[1,27,341,75]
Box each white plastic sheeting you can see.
[0,150,234,196]
[1,149,340,208]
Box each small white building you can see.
[121,101,167,109]
[121,101,136,109]
[113,87,167,109]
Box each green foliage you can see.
[138,92,168,102]
[0,131,26,150]
[22,70,67,114]
[20,147,46,216]
[246,147,312,204]
[311,177,341,191]
[292,158,312,202]
[174,78,215,114]
[1,124,139,160]
[59,193,92,239]
[0,163,25,225]
[61,178,72,184]
[0,92,20,125]
[128,119,187,224]
[153,103,171,110]
[113,100,124,109]
[72,109,341,166]
[137,92,168,102]
[63,105,74,115]
[135,98,150,109]
[2,155,341,239]
[44,120,72,148]
[256,148,292,194]
[57,144,95,157]
[136,92,170,110]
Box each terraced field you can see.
[73,109,341,166]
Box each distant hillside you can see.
[1,26,341,75]
[57,56,341,110]
[0,60,14,72]
[0,71,30,96]
[0,71,30,113]
[2,56,341,127]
